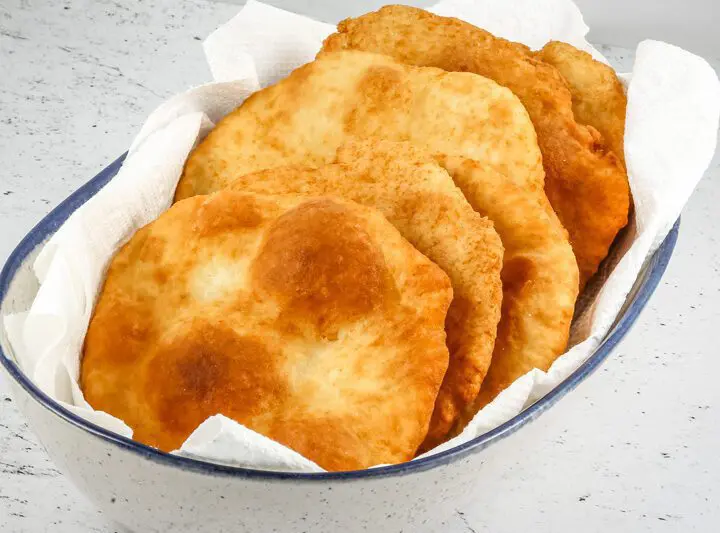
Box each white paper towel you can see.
[3,0,719,472]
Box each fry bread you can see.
[536,41,627,166]
[175,49,543,200]
[322,5,630,287]
[82,190,453,471]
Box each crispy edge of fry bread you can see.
[435,156,578,432]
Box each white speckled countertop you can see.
[1,0,719,531]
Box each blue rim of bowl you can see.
[0,153,680,481]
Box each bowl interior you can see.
[0,155,680,479]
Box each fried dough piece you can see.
[226,140,503,449]
[435,156,578,426]
[82,190,453,471]
[536,41,627,165]
[175,49,544,201]
[322,5,630,287]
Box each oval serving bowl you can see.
[0,154,679,533]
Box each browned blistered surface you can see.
[82,190,453,471]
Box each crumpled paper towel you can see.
[4,0,719,472]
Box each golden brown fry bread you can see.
[82,190,453,471]
[536,41,627,165]
[175,49,544,201]
[435,156,578,423]
[226,140,504,450]
[322,5,631,287]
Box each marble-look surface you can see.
[1,0,719,532]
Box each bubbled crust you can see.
[321,5,630,288]
[81,191,453,471]
[175,49,543,201]
[226,140,503,450]
[436,156,579,425]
